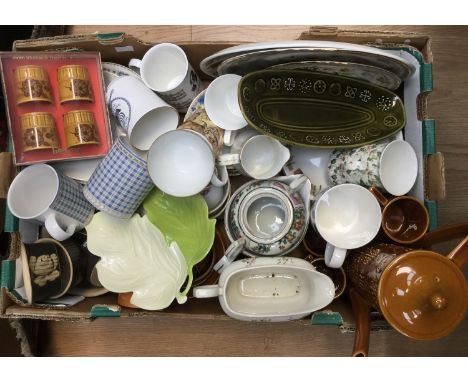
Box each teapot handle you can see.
[412,222,468,268]
[349,287,371,357]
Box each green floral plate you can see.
[238,70,406,148]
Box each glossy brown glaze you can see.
[369,187,429,244]
[346,240,468,341]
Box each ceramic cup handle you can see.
[324,243,347,268]
[223,130,237,147]
[193,285,222,298]
[210,165,229,187]
[289,174,308,193]
[45,213,76,242]
[213,238,246,273]
[128,58,142,73]
[368,186,389,206]
[217,153,240,166]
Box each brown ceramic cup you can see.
[369,186,429,244]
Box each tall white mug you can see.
[129,43,201,112]
[106,76,179,151]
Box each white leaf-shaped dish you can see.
[86,212,188,310]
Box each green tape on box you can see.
[90,305,121,318]
[425,200,439,231]
[311,311,343,325]
[423,119,436,156]
[96,32,124,41]
[420,62,433,92]
[1,260,15,290]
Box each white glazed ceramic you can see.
[106,75,179,151]
[129,43,201,112]
[201,165,230,215]
[200,40,416,80]
[217,128,290,179]
[147,129,227,197]
[311,184,381,268]
[193,257,335,322]
[219,176,309,264]
[328,140,418,196]
[102,61,141,88]
[86,212,188,310]
[51,158,102,184]
[283,146,333,196]
[204,74,248,140]
[7,164,94,242]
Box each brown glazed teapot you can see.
[345,223,468,356]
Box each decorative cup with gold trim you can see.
[14,65,52,104]
[20,112,59,152]
[64,110,100,148]
[57,65,93,103]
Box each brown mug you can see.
[346,223,468,356]
[369,186,429,244]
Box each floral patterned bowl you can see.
[224,176,308,258]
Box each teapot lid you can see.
[378,250,468,340]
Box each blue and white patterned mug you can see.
[83,136,154,219]
[7,164,94,241]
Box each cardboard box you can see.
[0,28,445,330]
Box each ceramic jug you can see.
[346,223,468,356]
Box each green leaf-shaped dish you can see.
[238,70,406,148]
[143,189,216,296]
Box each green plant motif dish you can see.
[238,70,406,148]
[143,189,216,297]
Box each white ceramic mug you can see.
[129,43,201,112]
[106,75,179,151]
[328,140,418,196]
[217,129,290,179]
[311,184,382,268]
[7,164,95,241]
[147,129,228,197]
[204,74,247,143]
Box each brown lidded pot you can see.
[346,223,468,356]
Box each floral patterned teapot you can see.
[215,175,310,272]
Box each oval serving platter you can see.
[269,61,402,90]
[238,70,406,148]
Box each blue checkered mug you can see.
[83,136,153,218]
[7,164,95,241]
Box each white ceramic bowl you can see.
[204,74,247,131]
[147,130,215,197]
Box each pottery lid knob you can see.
[430,292,448,310]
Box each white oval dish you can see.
[193,257,334,322]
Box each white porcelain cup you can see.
[204,74,247,143]
[106,75,179,151]
[311,184,382,268]
[7,164,95,241]
[129,43,201,112]
[217,129,290,179]
[201,165,230,211]
[328,140,418,196]
[147,129,228,197]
